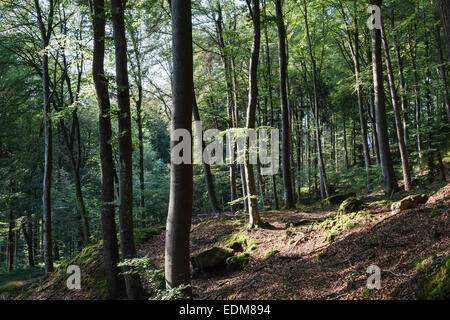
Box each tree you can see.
[244,0,261,227]
[275,0,295,208]
[110,0,144,300]
[165,0,194,295]
[380,18,412,191]
[370,0,397,195]
[90,0,125,299]
[34,0,55,274]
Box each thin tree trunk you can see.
[304,2,329,199]
[90,0,125,299]
[391,10,409,145]
[7,210,14,272]
[275,0,295,208]
[438,0,450,60]
[193,90,221,214]
[244,0,261,227]
[110,0,144,300]
[370,0,398,195]
[431,0,450,125]
[34,0,54,273]
[381,21,412,191]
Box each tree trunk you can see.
[110,0,144,300]
[34,0,54,273]
[7,210,14,272]
[244,0,261,227]
[193,90,221,214]
[438,0,450,60]
[275,0,295,208]
[165,0,194,296]
[381,21,412,191]
[431,0,450,125]
[91,0,125,299]
[391,10,409,145]
[304,2,329,199]
[370,0,398,195]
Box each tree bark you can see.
[438,0,450,61]
[90,0,125,300]
[244,0,261,227]
[165,0,194,296]
[110,0,144,300]
[370,0,398,195]
[34,0,54,273]
[381,21,412,191]
[275,0,295,208]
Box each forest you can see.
[0,0,449,302]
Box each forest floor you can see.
[6,175,450,300]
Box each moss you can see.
[364,199,389,208]
[263,250,279,260]
[319,211,370,242]
[338,197,363,213]
[286,219,315,228]
[225,232,261,253]
[204,219,217,225]
[288,239,297,246]
[391,194,429,214]
[190,246,234,271]
[257,288,269,295]
[428,210,440,218]
[134,225,166,244]
[418,255,450,300]
[361,288,372,297]
[226,252,250,271]
[317,252,326,261]
[415,256,433,270]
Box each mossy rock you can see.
[321,193,356,206]
[338,197,362,213]
[417,255,450,300]
[226,252,250,271]
[263,250,279,260]
[190,247,234,272]
[225,232,260,253]
[391,194,429,214]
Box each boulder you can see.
[338,197,362,213]
[190,247,234,272]
[321,193,356,206]
[391,194,429,214]
[226,252,250,271]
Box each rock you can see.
[321,193,356,206]
[226,252,250,271]
[190,247,234,272]
[390,194,429,214]
[338,197,362,213]
[417,255,450,300]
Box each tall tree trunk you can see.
[34,0,54,273]
[110,0,144,300]
[370,0,398,195]
[193,90,221,214]
[263,0,279,210]
[391,11,409,145]
[438,0,450,60]
[90,0,125,299]
[275,0,295,208]
[244,0,261,227]
[304,2,329,199]
[381,21,412,191]
[165,0,194,296]
[7,210,14,272]
[22,211,35,268]
[431,0,450,125]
